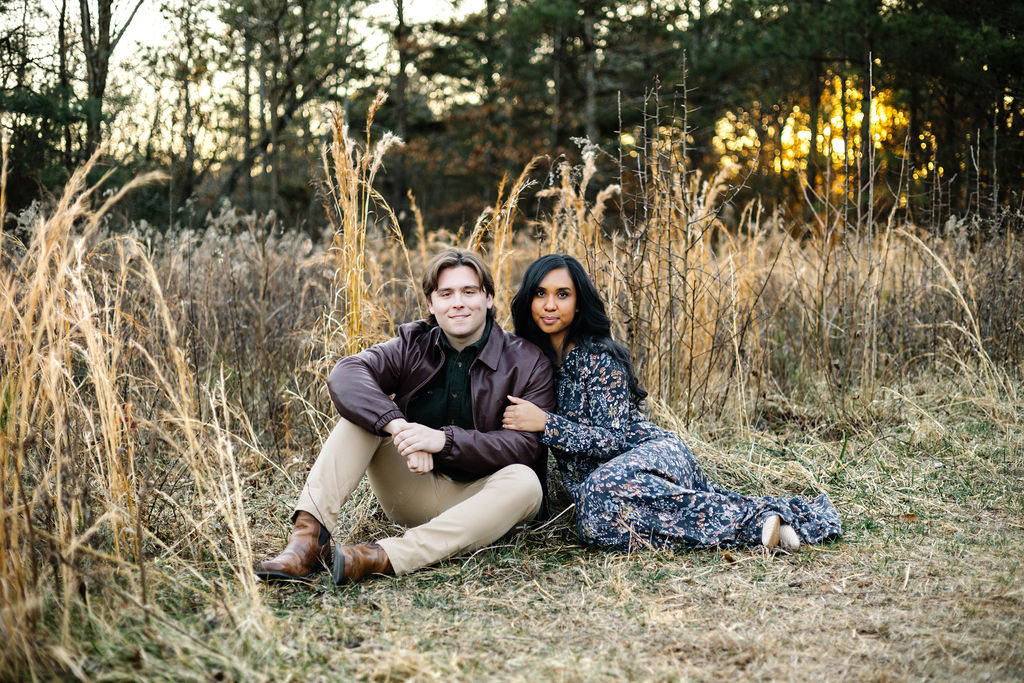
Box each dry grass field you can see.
[2,112,1022,680]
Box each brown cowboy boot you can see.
[256,511,331,582]
[332,542,393,585]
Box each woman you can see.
[502,254,841,552]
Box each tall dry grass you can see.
[0,148,272,677]
[1,99,1021,678]
[525,124,1021,431]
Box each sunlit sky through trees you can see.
[112,0,481,157]
[3,0,1018,225]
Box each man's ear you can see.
[486,294,494,310]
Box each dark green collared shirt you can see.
[406,317,492,430]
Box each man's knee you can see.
[320,416,382,458]
[491,463,543,516]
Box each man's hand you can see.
[391,422,446,457]
[393,423,444,475]
[405,451,434,474]
[502,395,547,432]
[384,419,441,474]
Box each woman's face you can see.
[531,267,577,344]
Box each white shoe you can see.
[761,514,781,549]
[779,524,801,552]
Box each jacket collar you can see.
[439,316,492,357]
[426,317,503,371]
[476,318,504,371]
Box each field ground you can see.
[111,382,1023,682]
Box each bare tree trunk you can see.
[484,0,497,108]
[58,0,73,169]
[79,0,108,155]
[78,0,144,155]
[269,24,282,211]
[258,41,270,209]
[841,69,850,225]
[582,2,598,142]
[808,63,822,201]
[243,28,254,210]
[859,43,873,227]
[180,0,197,203]
[391,0,409,214]
[908,84,919,177]
[393,0,408,141]
[550,24,563,148]
[501,0,515,162]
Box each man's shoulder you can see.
[351,320,436,362]
[394,319,434,342]
[487,323,550,368]
[381,320,443,352]
[498,329,545,358]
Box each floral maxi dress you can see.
[542,347,842,551]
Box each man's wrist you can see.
[384,418,409,435]
[431,427,447,453]
[436,425,455,457]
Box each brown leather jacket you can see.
[327,319,554,487]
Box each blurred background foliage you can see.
[1,0,1021,232]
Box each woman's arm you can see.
[506,351,633,459]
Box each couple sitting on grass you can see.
[256,249,841,584]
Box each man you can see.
[256,248,554,584]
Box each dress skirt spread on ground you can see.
[542,346,843,551]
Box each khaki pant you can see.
[295,417,543,575]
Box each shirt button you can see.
[457,362,463,367]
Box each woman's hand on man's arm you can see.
[502,395,548,432]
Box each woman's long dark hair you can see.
[510,254,647,403]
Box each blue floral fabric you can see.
[542,346,842,551]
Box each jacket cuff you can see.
[374,410,406,435]
[438,426,455,457]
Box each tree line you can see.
[2,0,1021,231]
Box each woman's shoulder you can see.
[569,342,625,374]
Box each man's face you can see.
[428,265,494,350]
